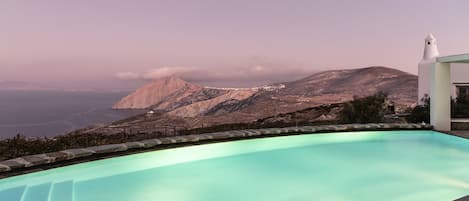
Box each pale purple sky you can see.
[1,0,469,90]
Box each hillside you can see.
[103,66,418,134]
[168,90,256,117]
[282,66,417,108]
[192,66,417,126]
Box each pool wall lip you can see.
[455,195,469,201]
[0,123,433,178]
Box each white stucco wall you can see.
[430,62,451,131]
[419,63,469,101]
[418,61,431,103]
[420,64,469,99]
[418,34,439,103]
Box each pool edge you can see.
[0,123,434,179]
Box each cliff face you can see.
[112,76,257,113]
[112,76,206,110]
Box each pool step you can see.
[0,185,27,201]
[22,182,52,201]
[0,180,75,201]
[50,180,74,201]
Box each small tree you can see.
[406,94,430,123]
[339,92,388,123]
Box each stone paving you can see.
[446,130,469,140]
[0,123,433,176]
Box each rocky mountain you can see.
[113,76,261,116]
[113,76,228,110]
[107,66,417,134]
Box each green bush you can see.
[339,92,388,123]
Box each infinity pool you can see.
[0,131,468,201]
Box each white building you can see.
[418,34,469,131]
[418,34,469,102]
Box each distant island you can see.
[0,80,53,91]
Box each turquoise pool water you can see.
[0,131,468,201]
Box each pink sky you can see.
[1,0,469,90]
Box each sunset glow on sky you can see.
[1,0,469,90]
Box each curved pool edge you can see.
[455,194,469,201]
[1,129,468,201]
[0,123,434,179]
[1,130,451,189]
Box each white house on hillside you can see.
[418,34,469,131]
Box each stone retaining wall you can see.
[0,123,432,174]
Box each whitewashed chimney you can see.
[418,33,440,103]
[423,33,440,60]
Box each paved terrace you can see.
[446,130,469,139]
[0,123,440,179]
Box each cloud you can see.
[141,67,196,80]
[114,60,315,87]
[185,64,310,84]
[115,72,141,80]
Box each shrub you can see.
[339,92,388,123]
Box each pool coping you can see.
[455,195,469,201]
[441,130,469,141]
[0,123,434,179]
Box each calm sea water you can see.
[0,91,143,138]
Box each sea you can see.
[0,91,144,139]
